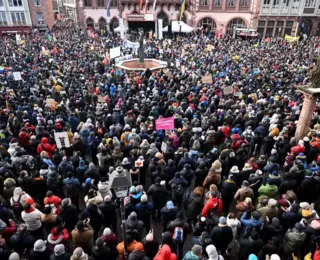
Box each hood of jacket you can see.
[4,178,16,188]
[184,251,200,260]
[13,187,23,201]
[98,181,111,193]
[41,137,48,144]
[128,250,147,260]
[206,245,219,260]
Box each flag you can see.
[47,32,52,41]
[106,0,112,17]
[139,0,143,12]
[144,0,149,14]
[179,0,185,21]
[152,0,157,12]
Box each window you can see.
[98,0,104,6]
[84,0,91,6]
[240,0,250,6]
[257,20,266,36]
[199,17,216,30]
[111,0,117,6]
[213,0,221,5]
[34,0,40,6]
[37,12,43,24]
[0,12,7,25]
[8,0,23,6]
[200,0,208,5]
[227,0,235,6]
[283,0,290,6]
[273,0,279,5]
[264,0,270,4]
[11,12,26,25]
[0,0,3,6]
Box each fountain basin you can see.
[115,58,167,71]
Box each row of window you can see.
[0,11,26,25]
[257,20,294,36]
[200,0,250,7]
[0,0,23,7]
[84,0,117,7]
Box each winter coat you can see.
[37,137,56,158]
[135,202,153,223]
[203,172,221,191]
[210,225,233,252]
[221,180,237,199]
[284,228,306,256]
[44,195,62,214]
[0,206,14,226]
[234,186,254,203]
[91,245,113,260]
[257,206,279,221]
[128,250,150,260]
[142,238,159,259]
[258,184,278,199]
[236,201,255,219]
[59,204,78,232]
[2,178,16,201]
[117,240,144,260]
[97,180,112,199]
[21,208,42,231]
[10,232,36,255]
[227,217,241,239]
[58,161,74,178]
[29,247,51,260]
[186,194,204,221]
[183,251,201,260]
[154,244,177,260]
[71,224,94,253]
[202,197,223,217]
[195,166,208,187]
[99,201,119,225]
[81,203,103,234]
[147,183,168,208]
[240,211,263,231]
[239,236,263,260]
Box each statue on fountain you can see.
[138,28,145,64]
[309,56,320,88]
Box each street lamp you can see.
[109,166,132,260]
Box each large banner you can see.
[284,34,300,43]
[109,46,121,59]
[156,117,174,130]
[158,19,163,40]
[54,132,70,148]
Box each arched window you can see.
[86,17,94,28]
[157,12,169,29]
[227,18,246,34]
[98,17,107,30]
[198,17,217,30]
[299,19,313,35]
[109,17,119,32]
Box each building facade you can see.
[28,0,55,30]
[0,0,32,34]
[257,0,320,38]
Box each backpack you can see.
[172,226,184,243]
[125,133,130,142]
[207,200,220,223]
[192,139,201,150]
[12,194,23,217]
[171,183,184,198]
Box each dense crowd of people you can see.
[0,23,320,260]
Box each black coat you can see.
[99,201,119,225]
[128,250,150,260]
[239,237,263,260]
[81,203,103,234]
[186,194,204,221]
[91,245,113,260]
[9,232,36,255]
[147,184,168,208]
[280,211,302,230]
[221,180,237,198]
[50,252,71,260]
[297,178,317,203]
[194,167,208,187]
[210,225,233,253]
[30,248,51,260]
[258,242,286,260]
[59,204,78,232]
[142,239,159,259]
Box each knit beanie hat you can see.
[9,252,20,260]
[54,244,65,256]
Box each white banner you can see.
[109,46,121,59]
[13,72,22,81]
[115,54,133,64]
[158,19,163,40]
[54,132,70,148]
[15,34,21,45]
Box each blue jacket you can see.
[168,176,188,187]
[240,211,263,231]
[183,251,200,260]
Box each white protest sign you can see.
[161,142,168,153]
[54,132,70,148]
[109,46,121,59]
[13,72,22,81]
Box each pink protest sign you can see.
[156,117,174,130]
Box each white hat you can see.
[270,254,281,260]
[103,227,112,236]
[34,239,46,252]
[230,166,239,173]
[141,194,148,202]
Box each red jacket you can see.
[44,195,61,214]
[19,131,30,146]
[47,228,69,249]
[154,245,177,260]
[0,221,16,240]
[201,197,223,217]
[37,137,56,158]
[290,145,305,155]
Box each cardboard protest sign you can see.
[46,99,56,109]
[97,95,105,103]
[109,46,121,59]
[202,75,213,84]
[13,72,22,81]
[54,132,70,148]
[135,160,144,168]
[234,91,243,97]
[223,86,233,95]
